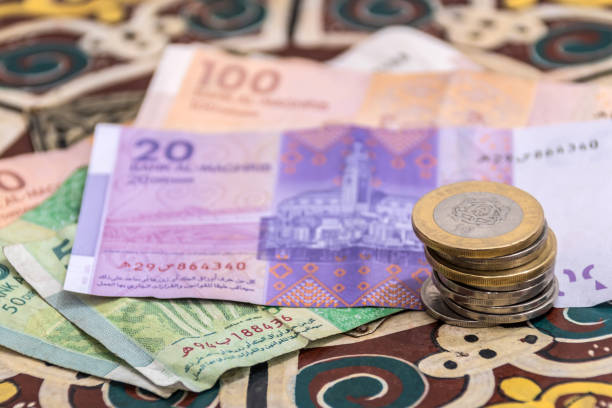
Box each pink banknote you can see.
[65,122,611,308]
[0,140,91,228]
[136,45,612,132]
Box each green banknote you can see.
[0,168,176,397]
[5,171,399,392]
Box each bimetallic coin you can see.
[450,279,556,314]
[435,265,553,294]
[412,181,545,258]
[432,269,554,307]
[420,277,494,328]
[425,230,557,289]
[434,227,549,271]
[443,278,558,324]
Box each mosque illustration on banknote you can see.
[258,141,423,263]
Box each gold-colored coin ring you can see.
[450,278,556,314]
[434,227,549,271]
[435,265,553,293]
[443,278,558,324]
[425,230,557,289]
[412,181,545,258]
[420,278,494,328]
[432,269,554,307]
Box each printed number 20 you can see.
[135,140,194,161]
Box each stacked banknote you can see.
[413,181,559,327]
[0,27,611,401]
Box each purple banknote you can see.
[65,122,612,308]
[65,125,440,308]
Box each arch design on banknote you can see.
[294,355,427,407]
[0,43,89,92]
[531,23,612,69]
[183,0,266,37]
[260,130,435,308]
[332,0,432,30]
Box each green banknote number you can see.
[0,264,8,280]
[0,263,34,314]
[53,238,72,266]
[0,289,36,314]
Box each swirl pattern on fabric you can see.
[294,355,427,407]
[531,302,612,340]
[183,0,266,37]
[531,23,612,69]
[0,43,88,91]
[332,0,432,30]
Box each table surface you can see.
[0,1,611,407]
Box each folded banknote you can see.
[0,168,176,397]
[6,226,396,391]
[136,45,612,133]
[60,121,611,308]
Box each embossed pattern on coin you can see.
[433,191,523,239]
[412,181,545,258]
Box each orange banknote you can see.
[136,45,612,132]
[0,139,91,228]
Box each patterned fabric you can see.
[0,0,611,406]
[1,305,610,406]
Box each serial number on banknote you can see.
[181,315,294,358]
[118,261,247,272]
[479,140,598,164]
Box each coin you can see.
[434,227,549,271]
[449,278,556,314]
[435,265,553,293]
[412,181,545,258]
[432,269,554,306]
[420,277,495,328]
[443,278,558,324]
[425,230,556,289]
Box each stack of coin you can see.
[412,181,558,327]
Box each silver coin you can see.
[434,226,549,271]
[450,278,556,314]
[433,191,523,239]
[434,261,555,292]
[432,269,554,305]
[420,277,494,328]
[443,278,558,324]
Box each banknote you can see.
[435,120,612,307]
[62,124,438,308]
[135,45,612,132]
[0,168,177,397]
[65,121,612,308]
[6,225,397,392]
[0,139,91,228]
[329,26,480,73]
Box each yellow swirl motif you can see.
[0,0,142,23]
[488,377,612,407]
[505,0,612,8]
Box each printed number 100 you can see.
[198,60,280,94]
